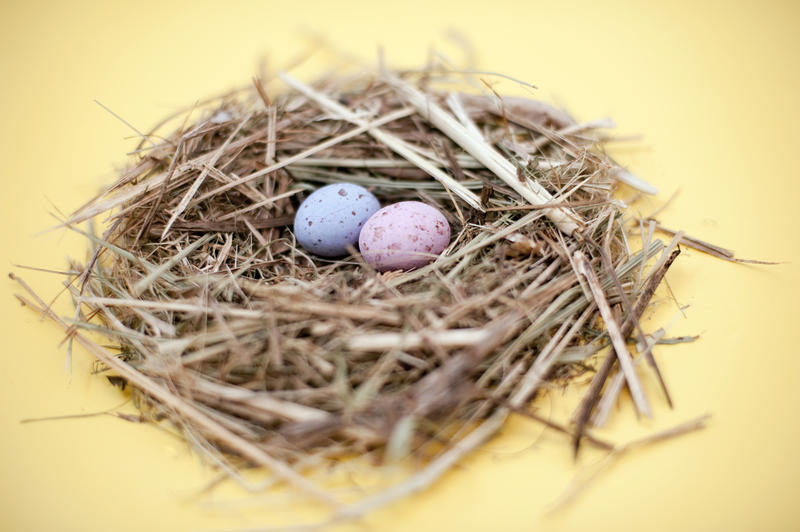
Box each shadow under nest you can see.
[49,67,682,517]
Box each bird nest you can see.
[17,64,703,523]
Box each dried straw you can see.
[16,63,704,525]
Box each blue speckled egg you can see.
[293,183,381,257]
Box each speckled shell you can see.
[358,201,451,271]
[293,183,380,257]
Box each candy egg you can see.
[293,183,380,257]
[358,201,451,271]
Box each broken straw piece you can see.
[613,167,658,196]
[574,250,652,417]
[383,73,584,236]
[458,92,658,196]
[277,71,485,212]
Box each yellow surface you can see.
[2,1,799,530]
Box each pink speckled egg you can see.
[358,201,451,271]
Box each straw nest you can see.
[18,65,702,521]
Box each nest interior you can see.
[34,66,691,516]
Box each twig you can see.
[550,414,711,513]
[572,247,681,454]
[574,251,651,417]
[646,218,777,264]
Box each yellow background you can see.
[2,0,799,530]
